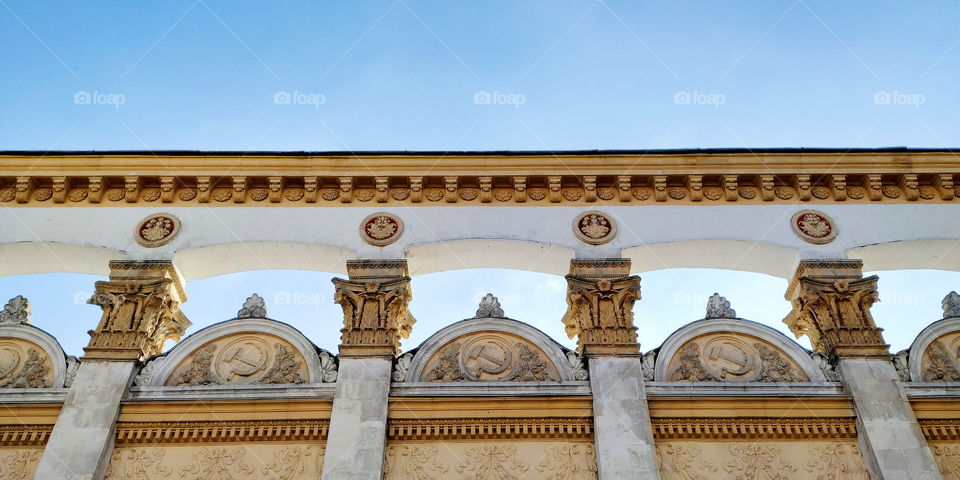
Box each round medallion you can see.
[134,213,181,248]
[573,211,617,245]
[360,213,404,246]
[213,336,271,383]
[699,335,759,381]
[460,334,516,381]
[791,209,837,245]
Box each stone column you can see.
[34,261,190,480]
[322,260,413,480]
[562,258,660,479]
[784,260,939,479]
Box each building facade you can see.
[0,149,959,479]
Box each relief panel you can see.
[0,448,42,480]
[384,441,597,480]
[419,331,560,382]
[656,441,867,480]
[107,444,325,480]
[931,443,960,479]
[919,331,960,382]
[0,338,54,388]
[665,333,809,382]
[165,333,308,386]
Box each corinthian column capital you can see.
[783,259,888,358]
[84,260,191,361]
[562,258,641,356]
[333,259,414,357]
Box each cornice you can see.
[0,424,52,446]
[387,417,593,441]
[115,419,329,444]
[652,417,857,440]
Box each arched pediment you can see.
[135,314,336,387]
[399,309,585,383]
[0,296,73,389]
[653,318,826,383]
[907,301,960,382]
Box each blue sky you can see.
[1,1,959,356]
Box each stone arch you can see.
[401,317,584,383]
[0,242,126,277]
[622,239,800,279]
[404,239,574,276]
[653,318,826,383]
[136,318,334,387]
[849,239,960,273]
[907,315,960,382]
[173,242,354,281]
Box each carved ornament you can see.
[359,212,403,246]
[783,260,888,358]
[572,211,617,245]
[561,259,641,356]
[791,209,838,244]
[666,334,808,383]
[0,296,30,324]
[133,213,180,248]
[421,332,560,382]
[166,334,308,386]
[333,259,413,356]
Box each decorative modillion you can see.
[360,212,404,246]
[573,211,617,245]
[790,209,837,245]
[134,213,181,248]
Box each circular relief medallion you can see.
[791,209,837,245]
[213,336,271,383]
[700,335,760,381]
[360,213,404,246]
[460,334,517,381]
[573,211,617,245]
[134,213,181,248]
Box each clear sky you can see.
[1,1,959,356]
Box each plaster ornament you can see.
[668,336,806,383]
[893,349,911,382]
[237,293,267,319]
[392,352,413,382]
[809,352,840,382]
[359,212,404,246]
[318,350,338,382]
[0,296,31,324]
[566,351,589,380]
[572,211,617,245]
[705,293,736,319]
[790,210,837,244]
[133,213,181,248]
[923,340,960,381]
[943,291,960,319]
[474,293,505,318]
[424,335,558,382]
[641,350,657,380]
[63,356,79,387]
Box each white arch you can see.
[623,239,800,279]
[0,242,126,277]
[0,323,69,388]
[849,239,960,274]
[907,315,960,382]
[173,242,354,281]
[404,239,574,276]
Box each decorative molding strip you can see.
[115,420,330,444]
[387,417,594,441]
[0,425,52,446]
[1,172,957,207]
[651,417,858,440]
[920,420,960,441]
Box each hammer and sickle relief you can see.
[215,337,269,381]
[702,336,757,380]
[0,344,22,381]
[461,336,515,381]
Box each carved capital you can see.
[783,260,888,358]
[83,261,190,362]
[561,259,640,356]
[333,260,414,357]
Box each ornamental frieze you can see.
[2,172,957,207]
[655,442,868,480]
[165,334,308,387]
[665,334,808,383]
[383,441,597,480]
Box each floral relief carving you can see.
[923,340,960,381]
[933,444,960,478]
[422,334,559,382]
[168,336,308,386]
[668,336,806,383]
[0,348,51,388]
[68,188,88,202]
[724,444,797,479]
[535,443,597,479]
[656,444,716,479]
[803,444,868,479]
[425,342,468,381]
[261,445,324,480]
[284,188,304,201]
[179,447,254,480]
[456,444,529,479]
[0,449,41,480]
[106,448,172,480]
[171,344,219,386]
[257,344,305,384]
[384,445,449,479]
[178,189,197,201]
[0,188,15,202]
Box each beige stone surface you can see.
[656,441,867,479]
[106,444,325,480]
[418,331,561,382]
[165,333,309,386]
[0,448,42,480]
[664,332,809,383]
[384,441,596,479]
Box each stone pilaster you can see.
[784,260,939,479]
[562,259,659,479]
[322,259,412,479]
[35,261,190,480]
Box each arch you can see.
[0,323,70,388]
[622,239,800,279]
[849,240,960,273]
[907,315,960,382]
[137,317,330,386]
[0,242,126,277]
[402,317,582,383]
[653,318,826,382]
[404,239,574,276]
[173,242,354,281]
